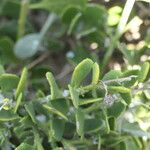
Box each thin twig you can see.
[27,52,50,69]
[56,64,73,80]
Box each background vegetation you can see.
[0,0,150,149]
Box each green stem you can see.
[39,13,57,40]
[17,0,30,39]
[102,0,136,74]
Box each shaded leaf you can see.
[107,101,126,118]
[51,118,65,141]
[71,58,93,87]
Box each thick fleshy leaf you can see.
[71,58,93,87]
[14,33,41,59]
[108,86,130,93]
[68,85,79,108]
[92,62,100,84]
[46,72,62,99]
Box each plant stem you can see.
[17,0,30,39]
[102,0,136,74]
[39,13,57,39]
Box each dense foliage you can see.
[0,0,150,150]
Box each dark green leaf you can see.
[51,118,65,141]
[107,101,126,118]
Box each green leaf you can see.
[25,102,36,123]
[15,143,35,150]
[14,33,41,59]
[51,118,65,141]
[68,85,79,108]
[138,62,150,82]
[107,101,126,118]
[82,4,107,28]
[108,117,116,131]
[84,119,104,133]
[43,104,68,121]
[14,93,22,113]
[0,109,19,121]
[71,58,93,87]
[0,73,19,92]
[92,62,100,84]
[0,37,16,64]
[102,70,122,81]
[50,99,69,116]
[0,0,20,18]
[79,98,103,106]
[67,12,82,35]
[30,0,87,14]
[76,108,85,136]
[120,70,138,87]
[61,6,80,24]
[46,72,62,99]
[15,67,28,99]
[108,86,130,93]
[120,92,132,104]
